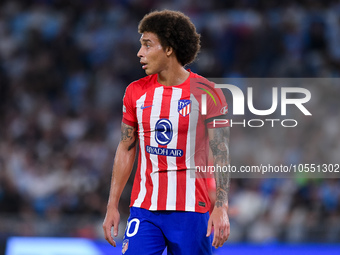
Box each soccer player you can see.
[103,10,230,254]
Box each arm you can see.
[103,122,138,247]
[206,126,230,248]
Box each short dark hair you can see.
[138,10,200,66]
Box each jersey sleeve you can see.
[205,86,228,128]
[122,84,137,127]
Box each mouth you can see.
[140,61,147,69]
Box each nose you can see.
[137,46,143,58]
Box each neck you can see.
[157,63,190,86]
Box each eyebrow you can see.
[140,39,152,43]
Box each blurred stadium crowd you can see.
[0,0,340,249]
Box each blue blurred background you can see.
[0,0,340,254]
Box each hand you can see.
[102,206,120,247]
[206,205,230,248]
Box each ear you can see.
[165,46,173,57]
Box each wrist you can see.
[106,201,119,210]
[214,201,229,209]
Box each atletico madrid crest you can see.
[122,239,129,254]
[178,100,191,117]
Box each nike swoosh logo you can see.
[141,104,153,110]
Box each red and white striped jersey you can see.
[122,71,228,213]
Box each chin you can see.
[145,69,155,75]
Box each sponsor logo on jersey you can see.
[123,105,126,113]
[141,104,153,110]
[146,145,183,157]
[122,239,129,254]
[178,99,191,117]
[220,106,228,114]
[198,201,206,207]
[155,119,173,145]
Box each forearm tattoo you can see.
[121,123,137,151]
[209,127,230,208]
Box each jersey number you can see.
[126,218,140,237]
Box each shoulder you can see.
[189,71,215,88]
[189,71,204,79]
[126,74,156,91]
[124,74,156,100]
[189,71,216,94]
[189,70,209,81]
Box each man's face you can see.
[137,32,169,75]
